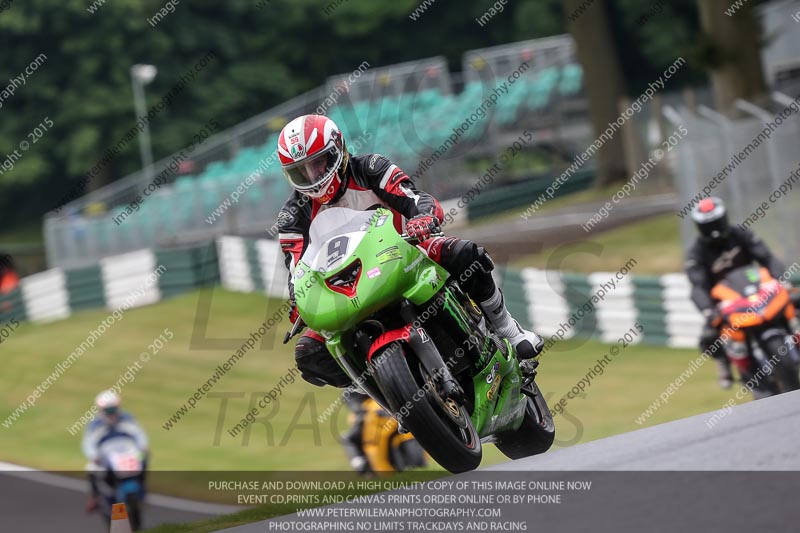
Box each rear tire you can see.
[495,380,555,460]
[762,336,800,393]
[372,345,482,473]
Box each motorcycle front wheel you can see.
[125,492,142,531]
[372,345,481,473]
[761,336,800,393]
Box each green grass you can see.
[0,289,350,498]
[536,337,739,438]
[510,213,683,274]
[144,507,300,532]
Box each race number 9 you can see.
[327,236,350,265]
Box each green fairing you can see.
[470,340,526,437]
[294,208,448,333]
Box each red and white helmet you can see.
[278,114,349,204]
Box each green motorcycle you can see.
[286,207,554,473]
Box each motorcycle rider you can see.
[0,253,19,314]
[82,390,149,513]
[276,114,543,389]
[341,388,427,474]
[686,197,794,388]
[0,252,19,293]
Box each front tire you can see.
[762,336,800,393]
[495,380,555,460]
[372,345,482,473]
[125,492,142,531]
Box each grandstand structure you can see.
[44,36,589,270]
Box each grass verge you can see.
[510,213,683,274]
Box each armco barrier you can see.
[156,244,220,300]
[0,244,220,326]
[523,268,701,348]
[0,286,25,325]
[217,236,288,299]
[66,265,105,312]
[3,236,798,351]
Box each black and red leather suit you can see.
[277,153,496,387]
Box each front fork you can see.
[399,299,464,401]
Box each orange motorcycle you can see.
[711,266,800,397]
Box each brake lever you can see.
[401,230,445,244]
[282,318,306,344]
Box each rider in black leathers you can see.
[685,197,791,388]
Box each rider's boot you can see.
[715,357,733,389]
[479,286,544,362]
[790,316,800,344]
[85,493,99,513]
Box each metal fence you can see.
[664,92,800,263]
[44,37,589,270]
[759,0,800,91]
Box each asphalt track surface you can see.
[0,464,242,533]
[218,390,800,533]
[486,387,800,471]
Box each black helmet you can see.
[691,197,729,242]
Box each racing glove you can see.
[405,214,440,241]
[287,282,300,324]
[699,308,723,357]
[703,308,722,328]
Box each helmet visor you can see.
[698,215,729,240]
[283,144,342,191]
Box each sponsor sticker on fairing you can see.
[486,361,500,384]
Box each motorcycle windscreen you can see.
[98,437,143,478]
[302,207,376,272]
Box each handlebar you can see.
[282,317,306,344]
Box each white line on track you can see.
[0,461,244,515]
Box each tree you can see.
[563,0,628,185]
[696,0,768,113]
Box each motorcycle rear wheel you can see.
[372,345,482,473]
[495,379,555,460]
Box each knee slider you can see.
[477,246,494,274]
